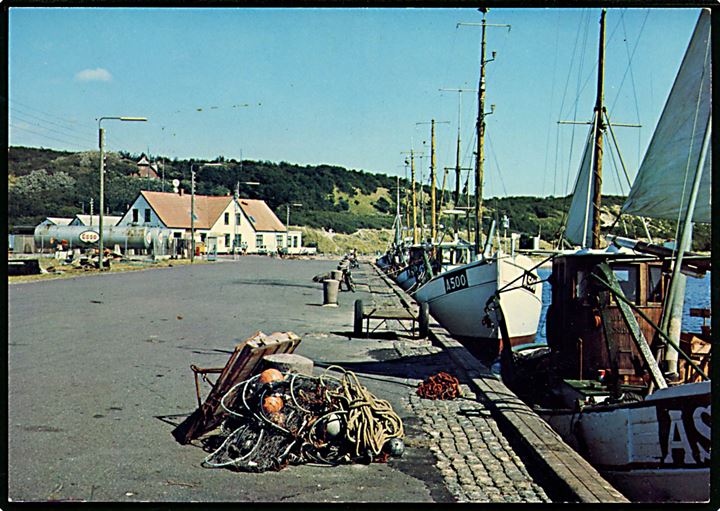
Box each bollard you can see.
[262,353,314,376]
[322,279,340,307]
[330,269,343,282]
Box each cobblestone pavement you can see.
[397,342,551,504]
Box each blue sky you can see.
[8,7,702,198]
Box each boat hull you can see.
[413,254,542,344]
[395,267,416,291]
[540,380,711,502]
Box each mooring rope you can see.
[321,365,404,457]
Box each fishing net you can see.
[201,366,404,472]
[417,372,462,400]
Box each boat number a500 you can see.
[444,270,468,294]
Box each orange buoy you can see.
[262,395,284,414]
[259,368,284,384]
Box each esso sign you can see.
[79,230,100,244]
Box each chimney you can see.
[179,188,184,197]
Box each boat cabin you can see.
[546,252,667,385]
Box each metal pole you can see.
[98,125,105,270]
[97,115,147,269]
[191,165,195,263]
[234,182,239,259]
[659,113,711,375]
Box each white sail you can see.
[622,9,711,223]
[564,114,598,248]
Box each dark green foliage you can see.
[7,146,711,249]
[374,196,392,214]
[8,146,401,233]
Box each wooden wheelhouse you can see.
[546,252,668,385]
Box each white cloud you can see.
[75,68,112,82]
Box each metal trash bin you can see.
[330,269,343,281]
[322,279,340,307]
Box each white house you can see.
[70,214,122,227]
[37,217,73,228]
[117,190,289,254]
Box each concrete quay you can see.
[7,256,625,503]
[360,262,628,504]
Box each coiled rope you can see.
[321,365,404,457]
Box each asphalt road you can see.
[8,256,453,503]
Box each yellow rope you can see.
[322,366,404,457]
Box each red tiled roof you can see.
[237,199,286,232]
[140,191,232,229]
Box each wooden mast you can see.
[430,119,437,243]
[411,149,418,244]
[454,109,462,236]
[474,13,488,255]
[590,9,607,249]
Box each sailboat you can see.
[509,9,711,502]
[412,11,543,357]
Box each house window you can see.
[132,209,139,222]
[173,232,182,239]
[234,234,242,247]
[256,234,264,248]
[224,212,230,225]
[200,233,206,243]
[236,213,242,225]
[293,236,299,248]
[144,208,151,222]
[276,234,284,247]
[225,234,230,247]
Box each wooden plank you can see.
[428,325,628,503]
[690,307,711,318]
[171,331,301,444]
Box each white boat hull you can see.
[395,267,416,291]
[413,253,542,343]
[541,380,711,502]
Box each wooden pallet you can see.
[171,331,301,444]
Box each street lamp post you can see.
[98,116,147,270]
[285,203,303,248]
[190,162,224,263]
[233,180,260,259]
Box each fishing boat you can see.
[412,10,543,355]
[508,9,711,502]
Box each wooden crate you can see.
[171,331,301,444]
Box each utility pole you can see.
[97,116,147,270]
[234,182,239,259]
[591,9,607,250]
[191,166,196,262]
[190,162,224,263]
[459,11,508,254]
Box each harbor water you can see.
[534,268,711,344]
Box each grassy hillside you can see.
[8,146,710,251]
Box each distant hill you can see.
[7,146,709,250]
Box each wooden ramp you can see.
[171,331,301,444]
